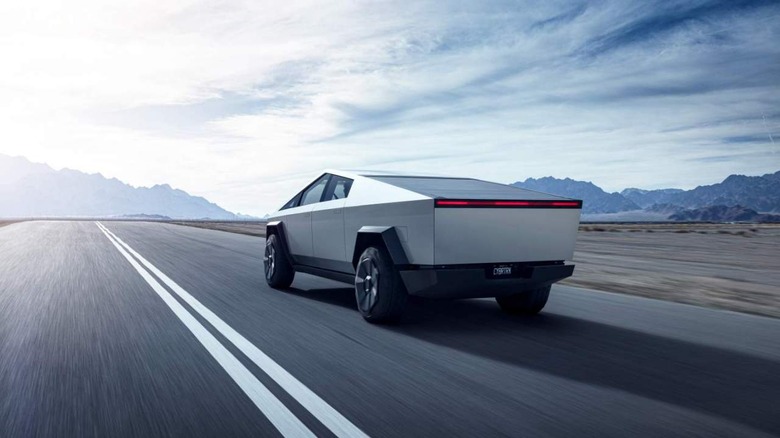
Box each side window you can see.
[323,175,353,201]
[280,192,302,210]
[300,175,330,206]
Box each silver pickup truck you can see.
[265,170,581,323]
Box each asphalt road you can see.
[1,221,779,437]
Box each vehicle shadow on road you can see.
[395,297,780,436]
[285,286,358,309]
[285,285,779,435]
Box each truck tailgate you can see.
[434,201,581,264]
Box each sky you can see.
[0,0,778,216]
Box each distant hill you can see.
[644,203,686,215]
[0,154,241,219]
[621,188,685,208]
[512,177,640,214]
[669,205,780,223]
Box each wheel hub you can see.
[356,257,379,313]
[264,243,275,280]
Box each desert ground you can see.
[566,223,780,318]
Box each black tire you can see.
[264,234,295,289]
[496,285,551,315]
[354,246,408,323]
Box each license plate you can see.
[492,266,512,276]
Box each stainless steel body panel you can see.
[311,198,347,262]
[276,204,314,257]
[343,199,434,265]
[434,208,581,264]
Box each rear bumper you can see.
[398,263,574,299]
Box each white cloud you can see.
[0,0,778,215]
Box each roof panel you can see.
[366,176,574,200]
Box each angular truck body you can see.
[265,170,581,323]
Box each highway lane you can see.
[1,221,779,437]
[0,221,284,436]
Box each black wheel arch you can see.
[265,221,295,266]
[351,226,409,269]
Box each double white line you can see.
[96,222,368,438]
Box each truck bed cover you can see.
[364,175,572,201]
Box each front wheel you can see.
[354,246,408,323]
[496,285,551,315]
[264,234,295,289]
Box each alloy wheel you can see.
[355,256,379,313]
[264,242,276,280]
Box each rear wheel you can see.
[355,246,408,323]
[496,285,551,315]
[264,234,295,289]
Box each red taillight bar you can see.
[435,199,582,208]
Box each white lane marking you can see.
[97,222,369,438]
[95,222,315,438]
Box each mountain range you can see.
[621,172,780,213]
[0,154,242,219]
[2,153,777,222]
[513,170,780,221]
[668,205,780,223]
[513,177,641,213]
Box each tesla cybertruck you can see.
[264,170,582,323]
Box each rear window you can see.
[365,176,569,200]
